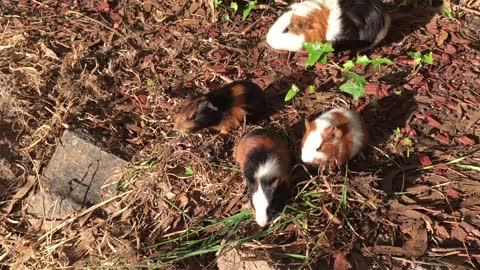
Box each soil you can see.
[0,0,479,269]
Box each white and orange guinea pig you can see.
[234,129,292,227]
[266,0,390,52]
[175,80,267,134]
[301,108,368,167]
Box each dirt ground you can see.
[1,0,480,269]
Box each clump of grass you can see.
[109,167,371,268]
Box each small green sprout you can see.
[146,78,155,87]
[308,85,316,94]
[230,2,238,13]
[242,1,256,21]
[214,0,222,8]
[285,84,300,101]
[184,166,194,176]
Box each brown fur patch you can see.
[234,132,291,180]
[215,86,247,133]
[174,98,204,132]
[289,5,330,43]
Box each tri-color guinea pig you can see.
[234,129,292,227]
[266,0,390,52]
[301,107,368,167]
[175,80,267,134]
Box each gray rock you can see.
[27,130,129,219]
[217,247,278,270]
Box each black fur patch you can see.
[242,142,291,221]
[335,0,388,51]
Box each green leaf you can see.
[184,166,194,176]
[370,57,394,68]
[285,84,300,101]
[394,90,402,96]
[242,1,256,21]
[393,127,401,136]
[308,85,315,94]
[214,0,222,8]
[441,8,454,20]
[303,42,334,68]
[403,137,412,146]
[407,51,422,65]
[339,82,364,100]
[344,71,366,86]
[230,2,238,13]
[342,60,355,71]
[221,13,230,22]
[356,55,371,67]
[146,78,154,87]
[423,51,433,65]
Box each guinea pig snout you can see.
[251,185,270,227]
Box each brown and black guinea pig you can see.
[234,129,292,227]
[266,0,390,52]
[175,80,267,134]
[301,107,368,168]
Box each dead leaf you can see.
[456,136,476,145]
[435,134,450,145]
[333,251,352,270]
[437,30,449,46]
[177,192,189,208]
[6,175,36,214]
[403,220,428,257]
[447,186,463,199]
[426,116,441,128]
[40,42,59,60]
[434,223,450,238]
[451,226,467,241]
[418,154,432,166]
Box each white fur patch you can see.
[266,11,306,52]
[251,157,281,227]
[252,184,269,227]
[254,157,281,180]
[324,0,342,41]
[301,108,365,163]
[301,117,333,163]
[290,1,322,17]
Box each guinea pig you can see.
[234,129,292,227]
[175,80,267,134]
[266,0,390,52]
[301,107,368,167]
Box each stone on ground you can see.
[27,130,129,219]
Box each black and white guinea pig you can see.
[175,80,267,134]
[266,0,390,52]
[234,129,292,227]
[301,107,368,167]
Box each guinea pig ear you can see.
[198,100,218,113]
[333,126,343,138]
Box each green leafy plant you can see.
[339,71,366,100]
[242,1,256,21]
[304,42,335,68]
[407,51,434,66]
[342,60,355,71]
[146,78,155,87]
[221,13,230,22]
[184,166,194,176]
[214,0,222,8]
[308,85,316,94]
[441,8,454,20]
[355,55,393,68]
[285,84,300,101]
[230,1,238,13]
